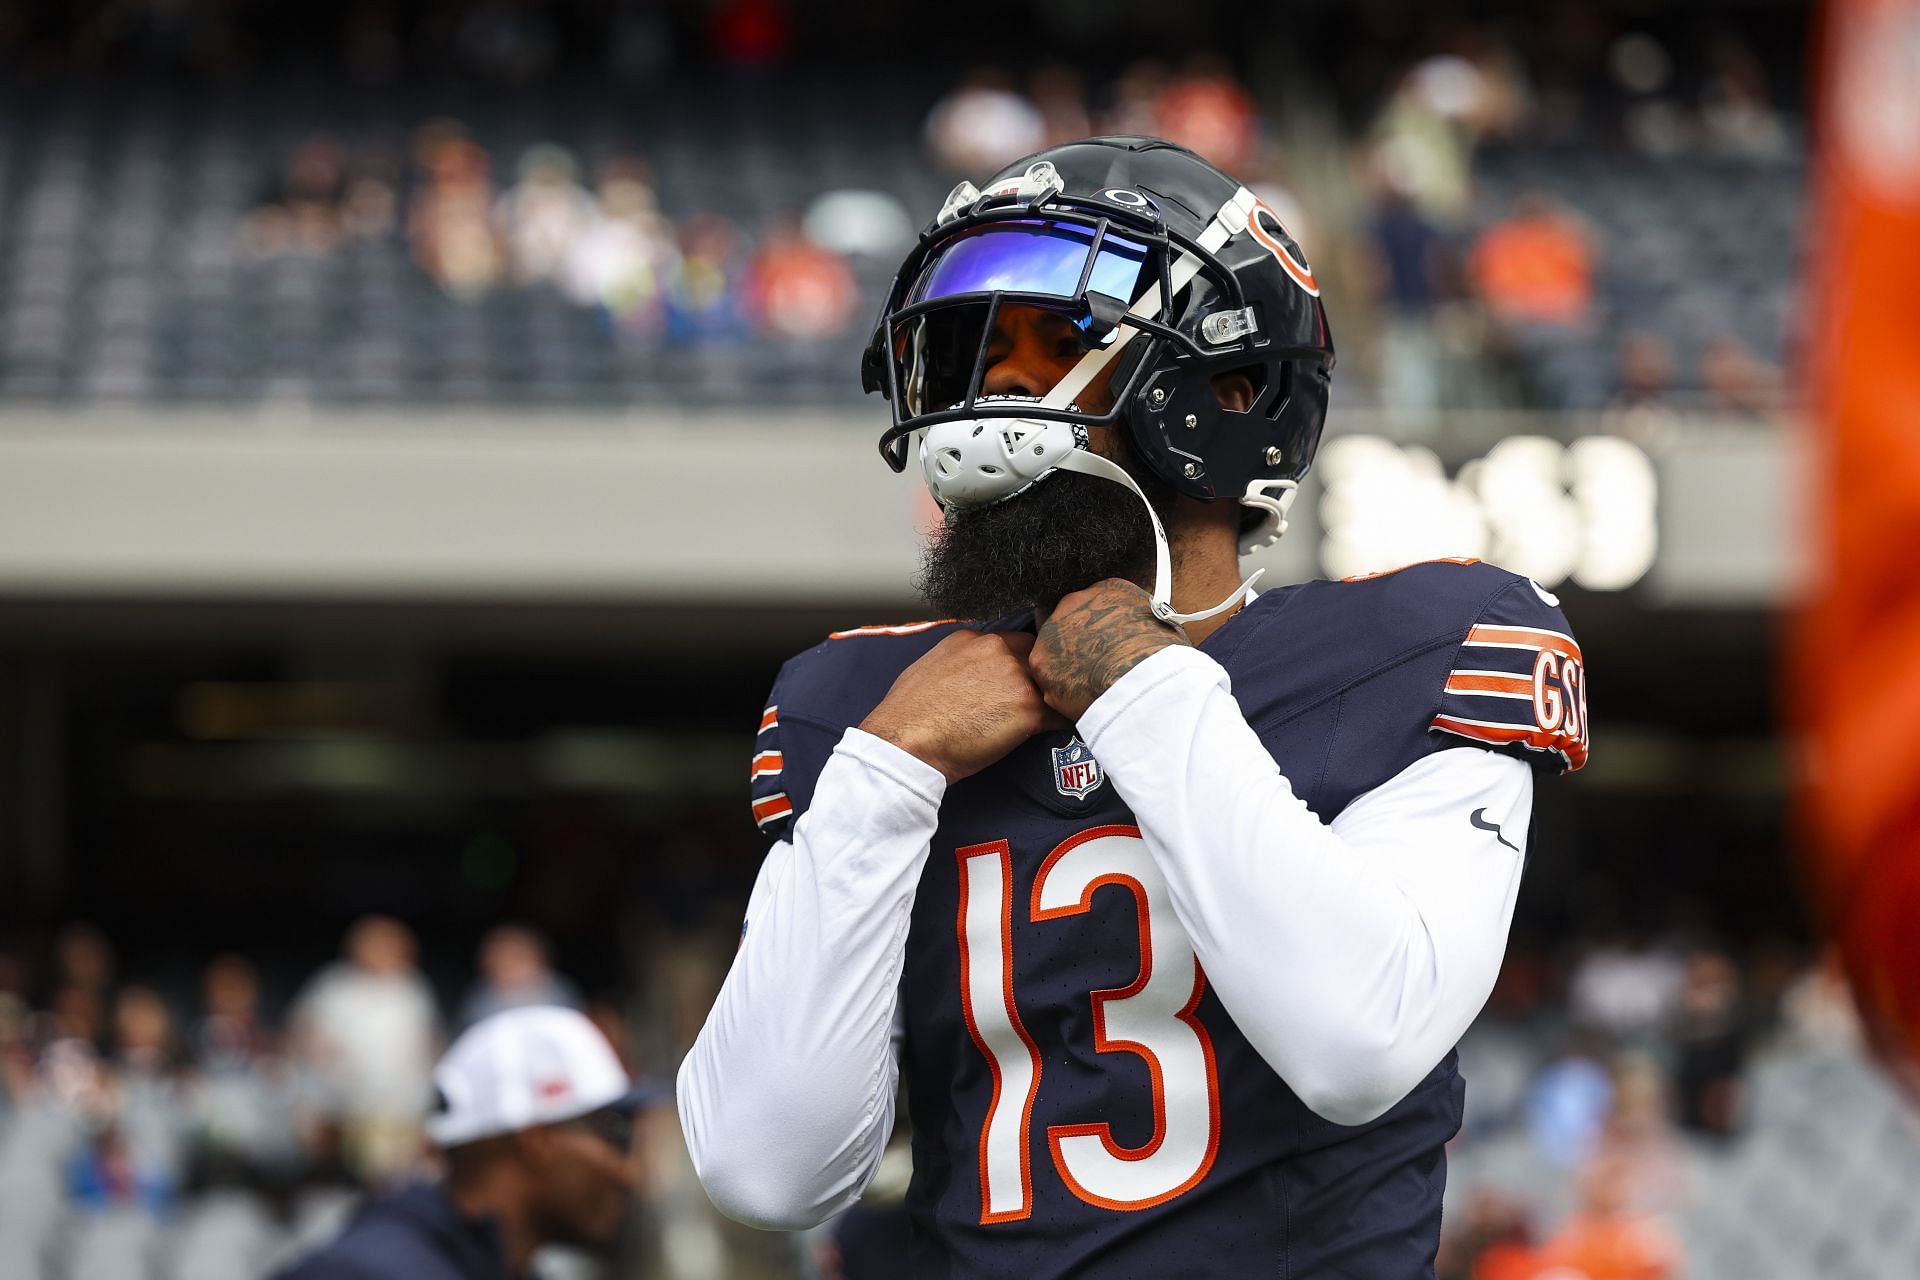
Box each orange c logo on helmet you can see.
[1245,200,1320,297]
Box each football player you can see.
[678,137,1588,1276]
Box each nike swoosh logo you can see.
[1470,808,1518,851]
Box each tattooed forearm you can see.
[1032,581,1190,720]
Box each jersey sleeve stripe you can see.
[759,707,779,734]
[828,618,959,639]
[1431,714,1589,769]
[1464,624,1582,661]
[750,750,784,780]
[752,793,794,827]
[1444,673,1534,697]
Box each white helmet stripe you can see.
[1039,186,1264,626]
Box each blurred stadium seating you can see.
[1467,145,1804,410]
[0,2,1885,1278]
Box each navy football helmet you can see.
[862,135,1336,581]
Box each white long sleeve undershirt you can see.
[677,647,1532,1229]
[1076,644,1531,1126]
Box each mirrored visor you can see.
[907,219,1151,307]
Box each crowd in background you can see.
[237,126,871,346]
[231,55,1281,353]
[1347,24,1793,416]
[1435,935,1867,1280]
[0,913,753,1277]
[0,918,612,1198]
[223,32,1797,417]
[0,908,1876,1280]
[0,1,1805,417]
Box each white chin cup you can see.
[916,413,1263,629]
[919,416,1084,509]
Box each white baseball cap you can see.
[424,1005,663,1148]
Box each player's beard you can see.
[914,451,1175,621]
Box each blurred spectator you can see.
[494,145,598,287]
[924,69,1046,177]
[1699,336,1781,417]
[1360,162,1450,410]
[1488,1149,1684,1279]
[1369,56,1492,226]
[275,1006,656,1280]
[1777,948,1864,1054]
[1604,331,1683,443]
[1608,32,1692,157]
[1699,34,1790,159]
[292,916,440,1185]
[803,189,914,260]
[1609,332,1677,409]
[1437,1189,1535,1280]
[191,954,301,1183]
[1105,60,1169,137]
[83,986,187,1208]
[1525,1031,1614,1169]
[1671,950,1746,1138]
[240,135,349,258]
[341,145,403,243]
[457,925,583,1031]
[560,159,679,334]
[195,952,274,1074]
[409,124,503,300]
[1591,1053,1688,1214]
[1468,192,1599,328]
[1152,55,1259,172]
[0,975,30,1105]
[1031,64,1092,147]
[1568,931,1682,1043]
[47,982,109,1055]
[667,213,748,343]
[742,220,859,340]
[55,922,118,1001]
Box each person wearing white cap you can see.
[276,1005,661,1280]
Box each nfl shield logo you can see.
[1051,738,1105,799]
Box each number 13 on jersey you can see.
[955,826,1222,1223]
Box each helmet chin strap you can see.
[1036,185,1264,629]
[1049,446,1261,628]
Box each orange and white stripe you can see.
[1462,624,1582,663]
[1442,670,1534,700]
[828,619,958,640]
[750,750,784,781]
[752,792,793,829]
[759,706,778,735]
[1431,713,1590,770]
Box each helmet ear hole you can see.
[1212,364,1266,415]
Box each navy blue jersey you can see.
[750,561,1586,1278]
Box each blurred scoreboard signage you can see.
[0,410,1799,609]
[1313,434,1659,592]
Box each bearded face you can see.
[914,436,1174,621]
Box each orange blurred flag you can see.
[1797,0,1920,1072]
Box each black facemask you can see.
[914,444,1176,621]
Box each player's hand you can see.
[1030,579,1191,722]
[858,631,1067,784]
